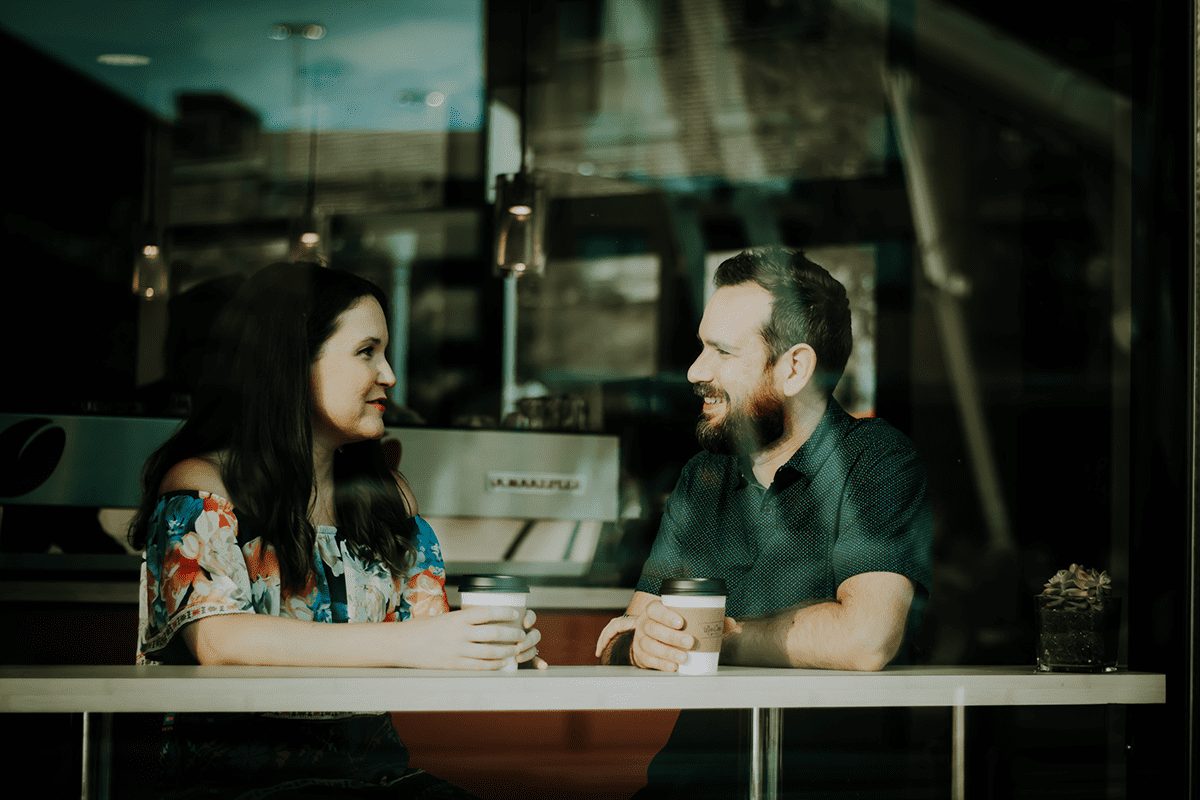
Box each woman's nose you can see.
[378,358,397,387]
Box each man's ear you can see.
[779,343,817,397]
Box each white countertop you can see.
[0,665,1166,714]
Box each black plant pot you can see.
[1035,596,1121,673]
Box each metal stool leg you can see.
[749,707,783,800]
[81,711,92,800]
[952,703,965,800]
[79,711,112,800]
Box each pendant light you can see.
[131,123,168,300]
[493,0,544,277]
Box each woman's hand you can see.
[394,606,535,670]
[517,609,549,670]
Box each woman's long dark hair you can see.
[129,262,417,592]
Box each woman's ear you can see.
[779,343,817,397]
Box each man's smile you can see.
[695,384,727,415]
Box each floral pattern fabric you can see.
[137,490,450,666]
[134,490,470,798]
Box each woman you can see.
[130,261,543,799]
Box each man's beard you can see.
[694,378,787,455]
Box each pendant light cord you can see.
[143,124,156,231]
[305,41,318,219]
[518,0,529,174]
[306,116,318,217]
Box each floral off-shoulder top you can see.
[137,490,450,666]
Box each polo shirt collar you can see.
[735,398,851,490]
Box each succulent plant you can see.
[1040,563,1113,610]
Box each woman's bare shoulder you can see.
[159,453,230,499]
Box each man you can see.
[596,246,933,797]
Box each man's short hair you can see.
[713,246,852,394]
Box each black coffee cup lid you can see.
[457,575,530,593]
[660,577,726,596]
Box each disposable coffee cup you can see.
[660,578,727,675]
[457,575,530,671]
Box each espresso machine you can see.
[0,413,621,599]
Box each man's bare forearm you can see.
[724,573,913,671]
[720,598,834,668]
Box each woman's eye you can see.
[358,347,374,358]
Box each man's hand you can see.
[594,613,638,662]
[595,590,657,664]
[597,601,695,671]
[630,601,697,670]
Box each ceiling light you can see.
[268,22,326,41]
[97,54,150,66]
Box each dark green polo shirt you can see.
[635,399,933,631]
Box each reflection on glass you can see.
[519,252,661,382]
